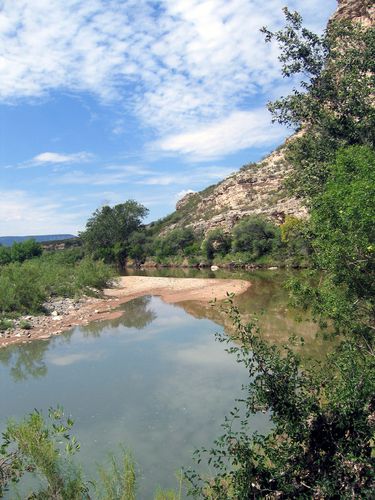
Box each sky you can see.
[0,0,337,236]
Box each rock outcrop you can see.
[332,0,374,26]
[172,146,307,235]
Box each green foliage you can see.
[263,8,375,198]
[1,409,184,499]
[186,13,375,499]
[202,229,231,261]
[0,318,13,331]
[127,230,154,265]
[288,146,375,344]
[280,215,312,263]
[0,252,114,314]
[95,449,136,500]
[0,407,88,499]
[231,216,280,258]
[186,300,375,499]
[0,245,11,265]
[10,239,43,263]
[0,239,42,265]
[153,227,201,259]
[80,200,149,268]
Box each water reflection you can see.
[0,272,332,383]
[128,269,332,360]
[0,341,49,381]
[81,296,157,337]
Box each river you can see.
[0,270,329,498]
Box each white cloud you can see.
[32,151,92,164]
[155,109,286,159]
[0,190,84,235]
[0,0,336,157]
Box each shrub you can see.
[202,229,231,260]
[153,227,200,258]
[231,216,280,259]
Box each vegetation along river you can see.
[0,270,332,498]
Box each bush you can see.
[0,252,114,314]
[153,227,201,258]
[202,229,231,260]
[231,216,280,259]
[186,301,375,499]
[0,239,42,265]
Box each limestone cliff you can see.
[157,0,373,236]
[171,146,307,235]
[332,0,374,25]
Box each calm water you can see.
[0,271,328,498]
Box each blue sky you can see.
[0,0,336,236]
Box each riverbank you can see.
[0,275,250,348]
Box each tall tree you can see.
[80,200,148,268]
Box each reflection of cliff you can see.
[81,296,157,337]
[177,280,333,361]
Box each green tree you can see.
[0,407,88,499]
[153,227,199,258]
[288,145,375,345]
[127,229,153,265]
[186,300,375,499]
[10,239,42,263]
[202,229,231,260]
[231,216,279,259]
[0,245,11,265]
[80,200,149,269]
[187,10,375,498]
[262,8,375,198]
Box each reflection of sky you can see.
[0,296,257,499]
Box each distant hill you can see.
[0,234,77,246]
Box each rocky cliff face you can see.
[159,0,373,236]
[332,0,374,26]
[173,146,307,234]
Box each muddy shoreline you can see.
[0,276,250,349]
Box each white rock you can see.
[51,310,59,316]
[211,265,219,271]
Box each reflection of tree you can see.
[0,341,49,381]
[82,296,157,337]
[0,330,73,382]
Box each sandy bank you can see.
[0,276,250,349]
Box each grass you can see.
[0,249,115,316]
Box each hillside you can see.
[156,144,307,236]
[153,0,374,237]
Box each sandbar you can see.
[0,275,251,348]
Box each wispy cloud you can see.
[0,190,85,235]
[54,164,153,185]
[0,0,336,158]
[32,151,92,164]
[155,109,286,160]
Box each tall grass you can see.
[0,250,115,315]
